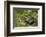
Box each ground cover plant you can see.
[13,8,38,27]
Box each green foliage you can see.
[13,8,38,27]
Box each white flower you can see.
[28,10,32,13]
